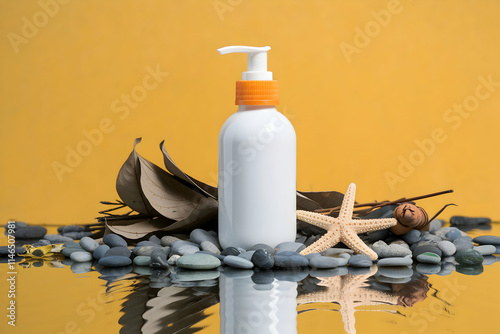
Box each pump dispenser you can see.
[217,45,296,250]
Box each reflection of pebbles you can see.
[309,267,348,278]
[482,255,497,265]
[171,269,220,282]
[416,263,441,275]
[375,266,413,284]
[456,264,484,275]
[437,262,455,276]
[71,261,92,274]
[96,264,133,283]
[273,268,309,282]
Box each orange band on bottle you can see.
[235,80,279,105]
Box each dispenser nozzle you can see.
[217,45,273,80]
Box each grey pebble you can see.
[412,243,442,258]
[16,226,47,239]
[150,249,169,269]
[274,241,306,254]
[4,221,27,230]
[339,253,351,260]
[79,237,99,252]
[160,235,182,247]
[372,241,412,258]
[251,249,275,269]
[377,256,413,267]
[238,251,255,261]
[248,243,274,254]
[473,235,500,245]
[429,219,444,233]
[309,256,348,269]
[274,251,309,268]
[31,239,51,247]
[453,236,474,251]
[62,225,85,233]
[421,233,442,243]
[196,250,225,261]
[416,252,441,264]
[450,216,491,226]
[438,240,456,257]
[402,230,421,245]
[473,245,496,256]
[190,229,220,248]
[321,248,354,256]
[348,254,372,268]
[445,227,463,241]
[43,234,73,243]
[200,241,221,255]
[223,255,254,269]
[221,246,241,256]
[133,256,152,266]
[177,253,221,270]
[103,234,127,248]
[170,240,200,256]
[93,245,110,260]
[103,246,131,258]
[148,235,161,244]
[136,241,162,248]
[61,243,84,257]
[63,231,93,240]
[133,245,161,256]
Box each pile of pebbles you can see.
[2,217,500,284]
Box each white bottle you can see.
[217,45,296,250]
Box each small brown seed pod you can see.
[390,202,429,235]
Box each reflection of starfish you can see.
[297,183,397,260]
[297,266,399,334]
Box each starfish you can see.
[298,183,397,260]
[297,266,400,334]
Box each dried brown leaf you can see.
[138,154,209,221]
[160,140,218,199]
[116,138,157,216]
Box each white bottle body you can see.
[218,105,296,249]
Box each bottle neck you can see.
[237,105,276,112]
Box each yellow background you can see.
[1,0,500,225]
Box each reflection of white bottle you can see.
[217,46,296,250]
[219,271,298,334]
